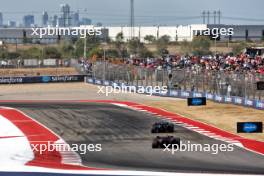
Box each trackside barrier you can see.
[85,77,264,110]
[0,75,85,84]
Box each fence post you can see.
[145,69,148,86]
[150,69,153,87]
[202,70,205,92]
[183,69,186,90]
[141,69,143,86]
[161,70,164,87]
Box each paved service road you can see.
[1,102,264,174]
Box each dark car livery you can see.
[152,136,180,149]
[151,122,174,133]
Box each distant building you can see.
[71,12,79,26]
[1,24,263,44]
[0,27,108,44]
[53,15,58,27]
[48,15,58,27]
[57,17,64,27]
[206,24,264,41]
[81,18,92,25]
[7,21,16,27]
[23,15,34,27]
[60,4,71,27]
[0,12,3,27]
[96,22,103,27]
[42,11,49,27]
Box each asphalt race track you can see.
[1,102,264,174]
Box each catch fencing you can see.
[86,62,264,110]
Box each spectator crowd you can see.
[124,53,264,74]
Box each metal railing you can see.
[90,62,264,100]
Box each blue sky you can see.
[0,0,264,26]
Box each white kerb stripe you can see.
[0,115,34,166]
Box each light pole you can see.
[83,36,87,59]
[103,47,106,80]
[214,37,217,55]
[102,42,107,80]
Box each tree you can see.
[20,47,42,59]
[0,46,20,59]
[86,35,101,49]
[43,46,61,58]
[75,38,85,58]
[139,46,153,58]
[106,49,119,58]
[115,32,124,42]
[7,52,20,59]
[127,38,153,58]
[156,35,170,56]
[114,32,125,58]
[127,37,142,55]
[0,49,8,59]
[144,35,156,43]
[180,40,192,55]
[60,41,75,58]
[191,36,211,55]
[88,47,102,58]
[74,35,101,58]
[232,42,248,55]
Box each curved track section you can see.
[1,102,264,174]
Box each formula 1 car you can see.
[151,121,174,133]
[152,136,180,149]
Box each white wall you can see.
[104,24,207,42]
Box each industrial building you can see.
[0,24,264,44]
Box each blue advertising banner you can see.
[255,101,264,109]
[169,90,179,97]
[214,95,224,102]
[87,78,94,84]
[206,93,214,100]
[237,122,263,133]
[103,81,110,86]
[244,99,254,107]
[181,91,191,98]
[188,97,207,106]
[0,75,85,84]
[94,79,102,85]
[234,97,243,105]
[193,92,204,97]
[224,96,233,103]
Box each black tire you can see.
[172,138,181,149]
[169,128,174,133]
[152,143,158,148]
[151,128,158,133]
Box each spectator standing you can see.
[227,84,232,97]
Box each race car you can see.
[151,121,174,133]
[152,136,180,149]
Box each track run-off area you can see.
[0,100,263,175]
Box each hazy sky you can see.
[0,0,264,26]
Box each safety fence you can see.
[85,77,264,110]
[86,62,264,110]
